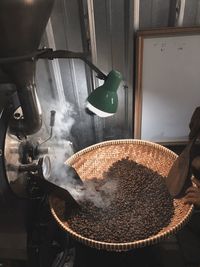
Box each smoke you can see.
[63,178,118,209]
[38,97,117,209]
[41,99,76,140]
[81,179,118,208]
[39,98,76,183]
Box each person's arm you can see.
[184,156,200,206]
[184,177,200,206]
[189,106,200,139]
[183,108,200,206]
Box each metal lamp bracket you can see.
[0,48,107,81]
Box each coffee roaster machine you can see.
[0,0,123,265]
[0,1,81,266]
[0,1,188,267]
[0,0,126,266]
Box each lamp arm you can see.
[38,49,107,80]
[0,49,49,64]
[0,48,107,80]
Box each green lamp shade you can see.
[86,70,122,117]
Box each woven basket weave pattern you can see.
[50,139,193,251]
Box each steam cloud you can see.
[40,98,117,208]
[67,179,118,208]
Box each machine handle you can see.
[50,110,56,127]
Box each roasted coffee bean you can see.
[67,158,174,243]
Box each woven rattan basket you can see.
[50,139,193,251]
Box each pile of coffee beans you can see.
[66,158,174,243]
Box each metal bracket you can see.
[0,48,107,81]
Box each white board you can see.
[135,29,200,143]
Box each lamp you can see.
[0,48,122,118]
[86,70,122,117]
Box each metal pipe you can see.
[0,49,107,81]
[4,60,42,135]
[0,0,55,136]
[38,49,107,80]
[16,83,42,135]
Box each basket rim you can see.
[50,139,194,250]
[66,139,178,165]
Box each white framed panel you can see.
[134,27,200,143]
